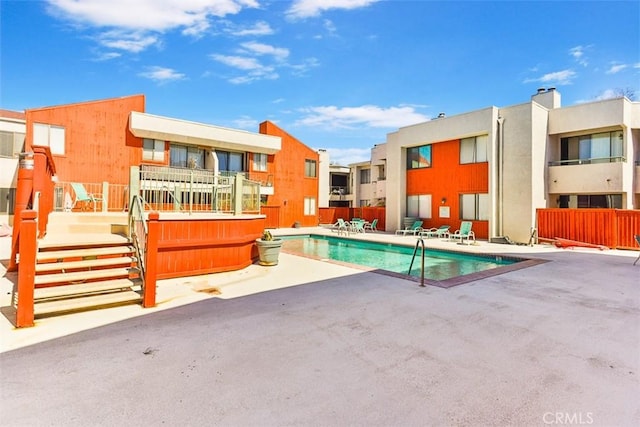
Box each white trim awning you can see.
[129,111,281,154]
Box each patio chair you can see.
[420,225,450,239]
[395,220,423,236]
[70,182,103,212]
[351,219,366,233]
[634,235,640,266]
[451,221,475,244]
[363,218,378,232]
[331,218,350,236]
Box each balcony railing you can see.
[330,186,350,196]
[548,156,626,166]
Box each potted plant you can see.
[255,230,283,266]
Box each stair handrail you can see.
[129,194,147,288]
[408,237,427,287]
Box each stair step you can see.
[35,267,137,286]
[34,278,142,300]
[39,234,131,249]
[35,256,136,273]
[34,290,142,317]
[37,245,135,262]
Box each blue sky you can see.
[1,0,639,165]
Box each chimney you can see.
[537,87,546,94]
[437,112,446,119]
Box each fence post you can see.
[234,173,244,214]
[16,210,38,327]
[143,211,159,308]
[102,181,109,212]
[129,166,140,212]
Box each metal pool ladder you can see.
[408,238,426,287]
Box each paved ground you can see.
[1,229,639,426]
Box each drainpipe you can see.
[497,116,505,236]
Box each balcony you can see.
[548,157,625,194]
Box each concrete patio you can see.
[1,229,638,426]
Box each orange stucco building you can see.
[23,94,320,227]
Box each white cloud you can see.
[209,53,278,82]
[240,41,289,60]
[286,0,380,19]
[138,66,186,83]
[211,54,263,70]
[297,105,429,129]
[228,21,274,37]
[569,45,589,67]
[322,147,371,166]
[524,69,577,85]
[92,51,121,61]
[606,63,628,74]
[46,0,259,52]
[98,30,159,53]
[288,57,320,76]
[232,116,259,130]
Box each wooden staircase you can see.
[31,212,143,318]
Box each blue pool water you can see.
[281,235,517,281]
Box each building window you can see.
[377,165,386,180]
[407,194,432,219]
[253,153,267,171]
[560,131,624,164]
[460,135,488,164]
[359,199,370,207]
[0,130,25,158]
[142,139,165,162]
[407,145,432,169]
[559,194,622,209]
[33,123,65,155]
[216,150,245,172]
[305,159,317,177]
[304,197,316,215]
[360,168,371,184]
[170,144,203,168]
[460,193,489,220]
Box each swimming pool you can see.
[281,234,530,286]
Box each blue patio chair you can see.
[451,221,475,244]
[395,220,423,236]
[70,182,103,212]
[364,218,378,232]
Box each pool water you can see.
[281,235,517,281]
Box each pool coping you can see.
[280,233,550,288]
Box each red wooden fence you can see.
[319,207,386,231]
[536,208,640,250]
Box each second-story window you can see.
[0,130,25,158]
[33,123,65,155]
[407,145,431,169]
[460,135,488,164]
[143,139,165,162]
[560,131,623,164]
[360,168,371,184]
[305,159,317,177]
[253,153,267,171]
[217,150,245,172]
[170,144,204,168]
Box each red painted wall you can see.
[258,121,319,227]
[406,139,489,238]
[155,216,265,279]
[25,95,146,185]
